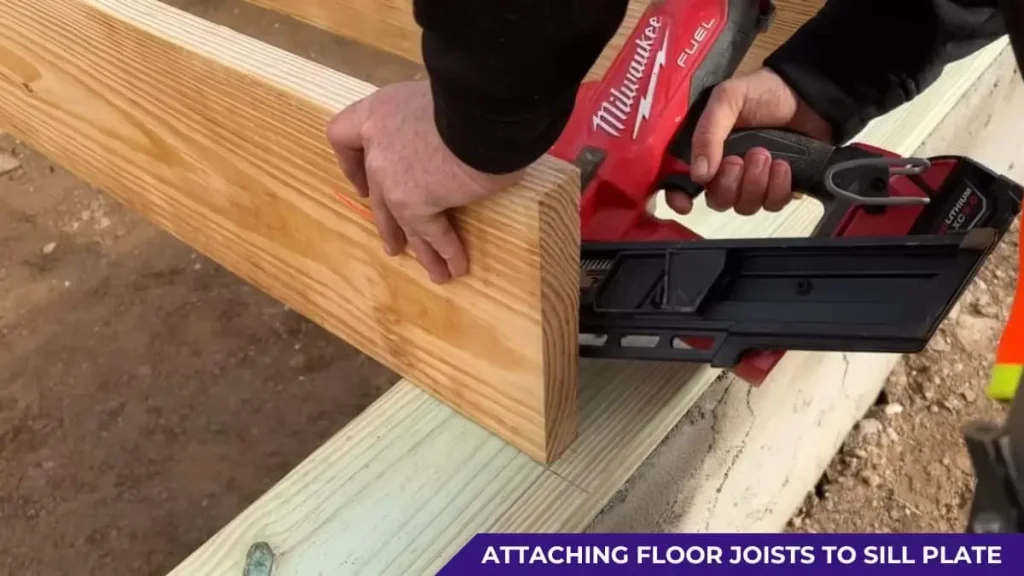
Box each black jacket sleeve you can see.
[413,0,629,174]
[764,0,1007,144]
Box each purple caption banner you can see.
[438,534,1021,574]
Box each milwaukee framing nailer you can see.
[549,0,1024,385]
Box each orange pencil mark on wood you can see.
[334,192,374,223]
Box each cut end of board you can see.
[537,158,583,463]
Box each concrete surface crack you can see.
[704,383,730,458]
[703,386,756,531]
[839,353,853,402]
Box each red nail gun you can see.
[549,0,1023,385]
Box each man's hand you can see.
[327,80,524,284]
[668,67,834,216]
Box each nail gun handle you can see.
[661,127,837,202]
[724,129,836,194]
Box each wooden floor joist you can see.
[241,0,824,80]
[242,0,422,66]
[1,0,1015,574]
[0,0,581,463]
[163,25,1012,576]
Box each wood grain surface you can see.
[241,0,824,80]
[163,10,1012,576]
[244,0,423,64]
[0,0,581,463]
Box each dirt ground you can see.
[0,3,415,575]
[0,2,1019,575]
[787,217,1019,533]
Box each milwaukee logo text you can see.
[591,17,667,138]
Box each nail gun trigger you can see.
[655,157,704,199]
[657,175,704,199]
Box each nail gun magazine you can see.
[547,0,1022,385]
[541,0,1024,536]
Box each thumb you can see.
[689,81,746,184]
[326,99,371,197]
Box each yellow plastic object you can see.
[987,363,1022,401]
